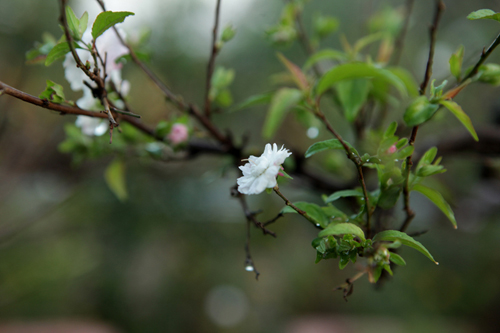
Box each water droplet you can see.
[307,127,319,139]
[316,223,321,227]
[245,265,254,272]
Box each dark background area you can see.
[1,0,500,332]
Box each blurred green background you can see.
[1,0,500,332]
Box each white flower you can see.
[237,143,292,195]
[75,116,108,136]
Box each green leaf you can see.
[389,252,406,266]
[231,92,273,112]
[39,80,66,103]
[305,139,354,158]
[477,63,500,85]
[416,165,446,177]
[66,6,81,40]
[325,189,363,203]
[318,222,366,242]
[79,12,89,36]
[336,79,370,122]
[277,53,309,91]
[449,45,465,80]
[416,147,438,170]
[303,49,346,70]
[413,184,457,229]
[281,202,330,228]
[92,11,134,40]
[313,15,339,38]
[262,88,303,138]
[403,96,439,127]
[353,32,385,54]
[316,62,406,97]
[384,121,398,138]
[104,158,128,202]
[45,41,81,66]
[467,9,500,22]
[221,24,236,42]
[439,100,479,141]
[373,230,438,264]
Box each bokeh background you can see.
[1,0,500,332]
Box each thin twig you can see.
[392,0,415,66]
[273,186,322,229]
[245,219,260,280]
[313,105,372,237]
[461,31,500,84]
[401,0,445,232]
[204,0,222,118]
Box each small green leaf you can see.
[316,62,407,96]
[325,189,363,203]
[384,121,398,138]
[373,230,438,264]
[221,24,236,42]
[396,145,414,160]
[277,53,309,91]
[262,88,303,138]
[39,80,66,103]
[439,100,478,141]
[416,147,438,170]
[231,92,273,112]
[336,79,370,122]
[477,63,500,85]
[413,184,457,229]
[449,45,465,80]
[389,252,406,266]
[66,6,81,40]
[79,12,89,36]
[92,11,134,40]
[303,49,346,70]
[45,41,80,66]
[281,202,330,228]
[403,96,439,127]
[416,164,446,177]
[313,15,339,38]
[305,139,354,158]
[104,158,128,202]
[319,222,366,242]
[467,9,500,22]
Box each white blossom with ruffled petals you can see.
[237,143,292,195]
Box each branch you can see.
[461,31,500,83]
[401,0,445,232]
[204,0,222,118]
[392,0,415,66]
[313,105,372,237]
[273,186,322,229]
[0,80,164,141]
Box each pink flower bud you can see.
[168,123,189,144]
[387,144,397,154]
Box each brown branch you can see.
[204,0,222,118]
[0,80,165,141]
[419,1,445,96]
[313,105,372,237]
[273,186,322,229]
[461,31,500,83]
[392,0,415,66]
[401,0,445,232]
